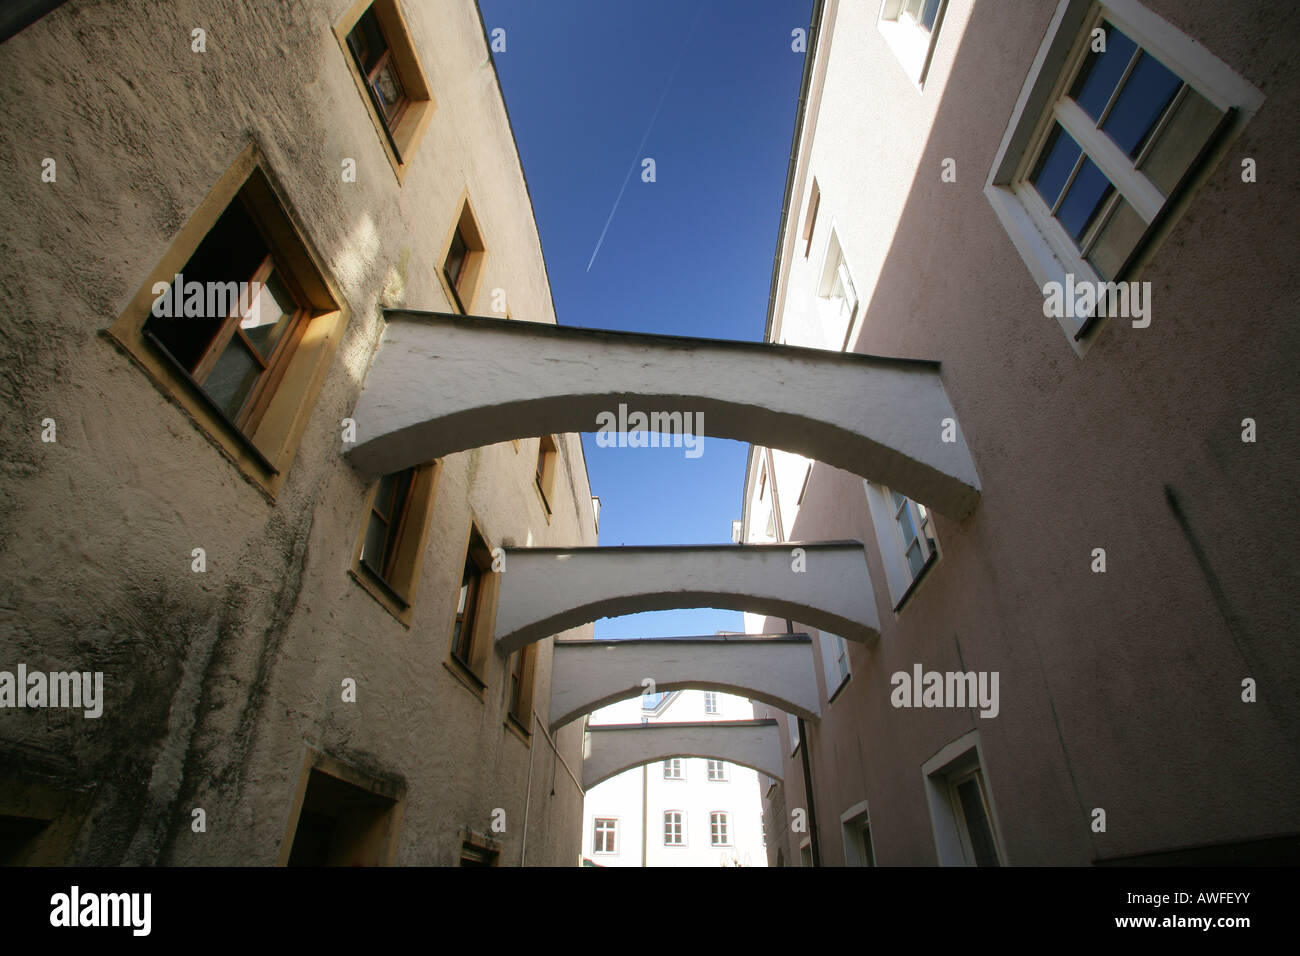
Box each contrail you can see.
[586,7,704,272]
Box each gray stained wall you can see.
[0,0,596,865]
[756,0,1300,866]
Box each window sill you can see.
[827,673,852,704]
[504,713,533,746]
[348,565,412,628]
[893,550,940,614]
[443,655,486,701]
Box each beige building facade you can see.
[0,0,596,866]
[745,0,1299,866]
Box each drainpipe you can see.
[520,712,537,866]
[641,763,648,867]
[787,617,822,867]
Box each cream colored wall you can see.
[0,0,594,865]
[751,0,1300,866]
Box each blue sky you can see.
[480,0,812,638]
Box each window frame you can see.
[663,758,685,781]
[663,810,686,847]
[592,817,618,855]
[864,480,940,610]
[534,435,558,519]
[819,632,852,700]
[445,520,498,689]
[349,460,442,624]
[107,142,347,500]
[984,0,1264,355]
[334,0,437,184]
[706,760,728,782]
[709,811,731,847]
[922,730,1008,867]
[437,194,488,314]
[876,0,949,91]
[703,691,720,715]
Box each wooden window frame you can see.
[801,180,820,258]
[436,194,488,314]
[534,435,558,520]
[445,519,497,688]
[349,460,442,625]
[106,142,347,500]
[334,0,436,184]
[505,641,537,738]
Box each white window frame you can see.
[819,632,851,699]
[864,480,939,608]
[816,227,860,353]
[663,810,686,847]
[921,730,1008,866]
[706,759,728,782]
[663,758,685,781]
[839,800,876,867]
[876,0,949,91]
[710,811,732,847]
[703,691,720,715]
[786,712,801,754]
[984,0,1264,356]
[592,817,618,856]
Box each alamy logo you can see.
[595,403,704,459]
[50,886,150,936]
[890,664,999,719]
[0,664,103,718]
[1042,274,1151,328]
[150,272,263,320]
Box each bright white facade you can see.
[581,690,768,867]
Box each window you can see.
[710,812,731,847]
[703,691,719,715]
[864,481,939,608]
[449,524,495,682]
[335,0,436,181]
[801,180,820,258]
[351,461,441,620]
[439,197,487,313]
[949,769,1001,867]
[816,231,859,351]
[707,760,728,782]
[110,145,345,498]
[985,0,1264,352]
[796,464,813,506]
[506,642,536,734]
[664,811,685,846]
[877,0,948,89]
[840,802,876,866]
[593,818,617,855]
[643,691,667,711]
[820,632,851,698]
[281,750,403,867]
[458,831,501,867]
[535,435,558,518]
[786,713,801,753]
[922,731,1005,867]
[663,759,684,781]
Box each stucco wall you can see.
[0,0,596,865]
[754,0,1300,865]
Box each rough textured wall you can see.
[0,0,595,865]
[757,0,1299,865]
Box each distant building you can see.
[582,691,768,867]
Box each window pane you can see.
[905,539,926,578]
[956,778,1000,867]
[372,62,405,124]
[360,513,390,576]
[445,230,468,289]
[204,338,260,420]
[920,0,941,30]
[1086,198,1146,281]
[1137,85,1225,196]
[241,271,296,359]
[1101,52,1183,157]
[1055,158,1113,242]
[1030,124,1082,209]
[348,9,387,73]
[1069,23,1138,122]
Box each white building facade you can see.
[582,690,768,867]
